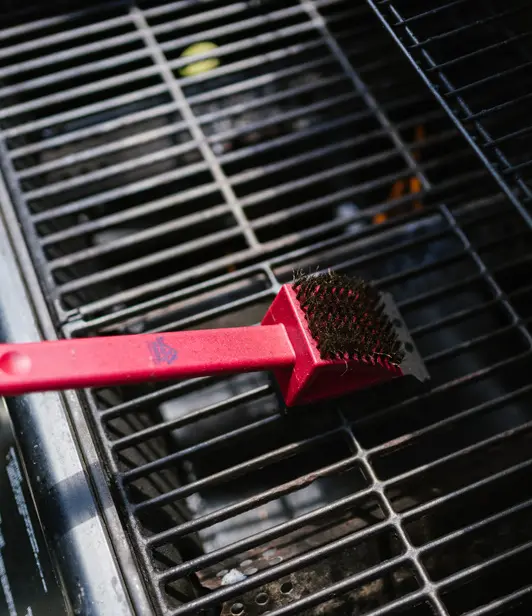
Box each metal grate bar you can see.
[424,319,525,364]
[185,54,336,106]
[0,46,152,100]
[56,226,245,293]
[464,91,532,123]
[146,0,350,39]
[32,160,209,223]
[2,82,167,140]
[37,104,455,312]
[378,251,471,298]
[370,382,532,458]
[346,437,448,616]
[485,123,532,147]
[40,182,219,246]
[397,271,486,312]
[240,558,418,616]
[409,4,531,48]
[445,59,532,97]
[441,204,532,347]
[146,459,363,575]
[99,376,216,421]
[388,421,532,494]
[305,226,453,283]
[244,123,460,193]
[429,315,519,360]
[353,350,532,431]
[151,1,264,36]
[417,497,532,554]
[132,6,259,250]
[465,586,532,616]
[256,161,472,246]
[219,91,429,165]
[161,516,393,600]
[48,156,475,318]
[0,63,159,120]
[10,100,179,160]
[147,290,274,333]
[397,0,471,25]
[260,189,436,251]
[138,396,532,544]
[82,263,270,332]
[209,91,359,146]
[196,73,347,126]
[240,150,410,209]
[0,29,142,80]
[301,0,429,189]
[231,132,388,186]
[128,425,343,490]
[67,247,257,317]
[156,5,313,51]
[221,108,379,166]
[439,539,532,588]
[169,20,333,76]
[426,31,532,72]
[151,0,311,38]
[254,172,424,233]
[146,456,366,547]
[142,0,221,19]
[410,297,498,337]
[119,413,280,465]
[266,171,495,279]
[3,84,170,142]
[175,38,328,89]
[165,11,361,75]
[49,203,231,270]
[26,140,198,201]
[0,10,131,57]
[17,118,189,179]
[109,385,270,450]
[502,157,532,176]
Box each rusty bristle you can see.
[292,271,405,365]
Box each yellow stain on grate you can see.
[179,42,220,77]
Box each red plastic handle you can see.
[0,325,295,396]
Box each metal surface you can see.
[0,398,67,616]
[0,173,148,615]
[364,0,532,231]
[0,1,532,615]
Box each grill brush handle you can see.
[0,326,295,396]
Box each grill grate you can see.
[1,1,532,616]
[0,0,479,325]
[365,0,532,230]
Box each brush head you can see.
[261,271,427,407]
[293,271,405,365]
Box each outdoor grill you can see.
[1,1,532,616]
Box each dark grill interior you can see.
[2,1,532,615]
[366,0,532,225]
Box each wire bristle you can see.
[293,271,405,365]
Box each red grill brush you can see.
[0,272,427,406]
